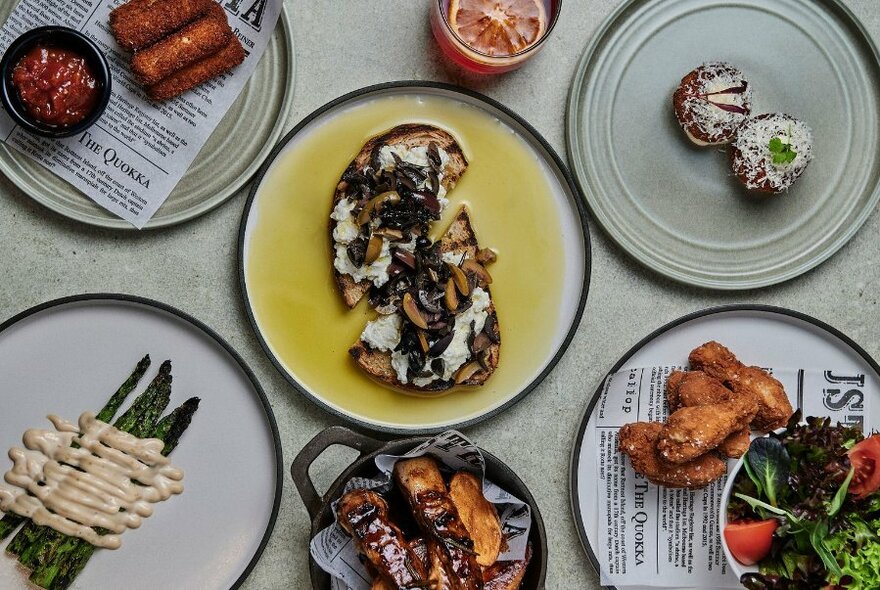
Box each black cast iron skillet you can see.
[292,426,548,589]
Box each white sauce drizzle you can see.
[0,412,184,549]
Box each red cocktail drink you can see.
[430,0,561,74]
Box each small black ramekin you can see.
[0,26,112,139]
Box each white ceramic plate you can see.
[0,295,281,589]
[570,305,880,590]
[238,82,591,434]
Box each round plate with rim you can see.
[570,305,880,589]
[567,0,880,289]
[0,3,295,230]
[0,294,281,589]
[239,81,591,435]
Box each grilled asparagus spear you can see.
[0,355,151,543]
[13,361,172,570]
[29,397,200,590]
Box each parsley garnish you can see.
[769,130,797,165]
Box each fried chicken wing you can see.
[665,370,687,411]
[656,396,757,463]
[718,427,751,458]
[689,341,794,431]
[666,370,752,458]
[618,422,727,489]
[666,370,734,411]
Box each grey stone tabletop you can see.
[1,1,879,588]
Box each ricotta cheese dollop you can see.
[360,313,402,352]
[331,143,452,287]
[331,198,393,287]
[389,287,491,387]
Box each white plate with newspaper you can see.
[0,1,294,229]
[570,305,879,590]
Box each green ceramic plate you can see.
[0,3,295,229]
[567,0,880,289]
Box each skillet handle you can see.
[291,425,386,521]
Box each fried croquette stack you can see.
[110,0,245,101]
[619,341,794,489]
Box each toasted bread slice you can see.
[349,208,500,392]
[331,124,469,308]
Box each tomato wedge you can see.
[848,434,880,499]
[724,519,779,566]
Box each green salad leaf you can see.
[828,467,855,518]
[745,437,791,507]
[727,420,877,589]
[769,129,798,165]
[826,515,880,590]
[865,493,880,514]
[734,493,796,520]
[809,520,842,578]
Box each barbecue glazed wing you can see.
[656,396,757,464]
[618,422,727,488]
[483,543,532,590]
[337,489,428,588]
[394,457,482,590]
[689,341,794,430]
[427,540,455,590]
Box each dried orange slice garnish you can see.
[447,0,547,57]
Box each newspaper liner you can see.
[586,365,872,589]
[310,430,532,590]
[0,0,283,228]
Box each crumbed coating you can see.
[666,370,735,411]
[618,422,727,489]
[131,10,231,86]
[110,0,214,51]
[665,370,686,411]
[718,426,751,458]
[666,369,754,458]
[729,113,814,194]
[656,396,758,464]
[689,341,794,431]
[146,37,245,101]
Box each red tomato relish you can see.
[12,44,100,127]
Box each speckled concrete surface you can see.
[1,1,879,588]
